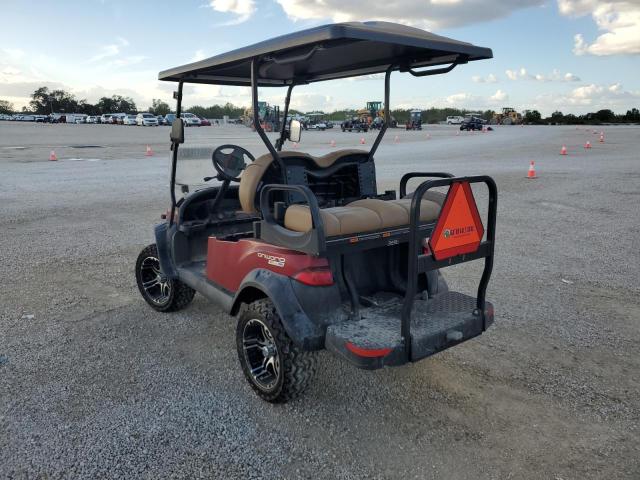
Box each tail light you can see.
[422,237,432,255]
[346,342,392,358]
[293,267,334,286]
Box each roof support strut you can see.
[169,81,183,227]
[276,84,294,151]
[251,58,285,175]
[368,66,393,162]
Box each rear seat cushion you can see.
[347,199,409,228]
[284,197,442,237]
[284,205,381,237]
[387,198,441,222]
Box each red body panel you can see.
[206,238,328,293]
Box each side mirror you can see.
[170,118,184,144]
[288,119,301,143]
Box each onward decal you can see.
[257,252,286,268]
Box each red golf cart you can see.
[136,21,497,402]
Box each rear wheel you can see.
[236,299,317,403]
[135,244,195,312]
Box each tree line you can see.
[1,86,638,124]
[522,108,640,124]
[0,87,172,117]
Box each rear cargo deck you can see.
[325,291,493,369]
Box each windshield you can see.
[173,145,219,199]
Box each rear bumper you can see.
[325,292,494,370]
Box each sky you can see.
[0,0,639,116]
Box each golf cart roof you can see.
[158,21,492,86]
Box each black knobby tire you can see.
[135,244,195,312]
[236,299,317,403]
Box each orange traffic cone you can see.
[560,145,568,156]
[145,145,153,156]
[584,141,592,149]
[49,150,57,161]
[330,139,336,147]
[360,137,365,145]
[527,161,537,179]
[599,133,604,143]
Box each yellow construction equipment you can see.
[491,107,522,125]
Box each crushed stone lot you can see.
[1,122,639,479]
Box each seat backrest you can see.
[239,149,373,213]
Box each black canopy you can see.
[158,21,492,86]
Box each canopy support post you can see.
[368,66,392,162]
[276,84,294,151]
[169,81,183,227]
[251,58,285,175]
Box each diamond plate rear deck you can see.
[326,291,493,363]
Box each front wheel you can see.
[135,244,195,312]
[236,299,317,403]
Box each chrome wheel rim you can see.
[140,256,171,305]
[242,319,280,391]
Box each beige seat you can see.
[284,198,441,236]
[284,204,383,237]
[238,149,441,237]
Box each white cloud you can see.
[1,66,21,76]
[506,67,581,82]
[558,1,640,55]
[275,0,544,29]
[472,73,498,83]
[89,37,130,63]
[2,48,25,60]
[445,92,476,105]
[489,89,508,102]
[532,82,640,114]
[192,50,207,62]
[209,0,256,24]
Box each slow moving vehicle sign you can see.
[429,182,484,260]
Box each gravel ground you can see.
[1,122,639,479]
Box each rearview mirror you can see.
[170,118,184,144]
[288,120,301,143]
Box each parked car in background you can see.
[85,116,98,124]
[163,113,176,125]
[198,116,211,126]
[21,115,36,122]
[136,112,159,126]
[123,114,137,125]
[155,115,165,125]
[181,112,201,127]
[100,114,112,124]
[446,115,464,125]
[459,116,487,131]
[341,117,368,132]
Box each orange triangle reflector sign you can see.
[429,182,484,261]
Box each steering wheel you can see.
[211,144,255,182]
